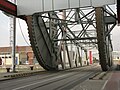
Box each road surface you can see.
[0,64,101,90]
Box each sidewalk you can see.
[103,71,120,90]
[0,65,45,81]
[72,64,120,90]
[0,70,46,81]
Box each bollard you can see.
[6,68,10,72]
[30,66,34,70]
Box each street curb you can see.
[0,71,46,81]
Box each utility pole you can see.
[10,0,16,72]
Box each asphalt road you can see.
[0,64,101,90]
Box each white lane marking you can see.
[12,73,73,90]
[101,72,113,90]
[12,65,99,90]
[101,80,108,90]
[118,80,120,90]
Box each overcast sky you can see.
[111,26,120,51]
[0,11,30,47]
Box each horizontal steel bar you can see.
[53,37,97,41]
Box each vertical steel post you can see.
[84,50,89,65]
[12,17,16,72]
[117,0,120,24]
[80,48,83,65]
[77,47,82,66]
[11,0,16,72]
[70,41,73,67]
[75,47,79,67]
[62,10,67,69]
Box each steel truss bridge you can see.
[0,0,120,71]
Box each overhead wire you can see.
[18,19,30,46]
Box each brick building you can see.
[0,46,36,65]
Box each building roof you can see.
[0,46,33,53]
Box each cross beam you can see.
[117,0,120,23]
[54,37,97,41]
[0,0,17,16]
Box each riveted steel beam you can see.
[95,7,109,71]
[0,0,17,16]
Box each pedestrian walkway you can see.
[72,64,120,90]
[103,71,120,90]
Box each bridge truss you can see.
[27,6,116,71]
[0,0,119,71]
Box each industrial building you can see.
[0,46,36,66]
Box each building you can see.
[112,51,120,64]
[0,46,36,66]
[113,51,120,60]
[0,52,19,65]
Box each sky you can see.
[111,26,120,51]
[0,11,30,47]
[0,8,120,51]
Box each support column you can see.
[65,42,72,68]
[12,17,16,72]
[10,0,16,73]
[80,48,83,65]
[74,48,78,67]
[62,10,67,69]
[95,7,108,71]
[77,47,82,66]
[70,41,74,67]
[75,47,79,67]
[84,50,89,65]
[106,25,112,67]
[117,0,120,24]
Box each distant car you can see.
[23,61,29,65]
[25,61,29,64]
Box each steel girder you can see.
[0,0,117,71]
[95,6,116,71]
[25,6,116,71]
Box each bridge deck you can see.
[17,0,116,15]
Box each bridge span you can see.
[0,0,120,71]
